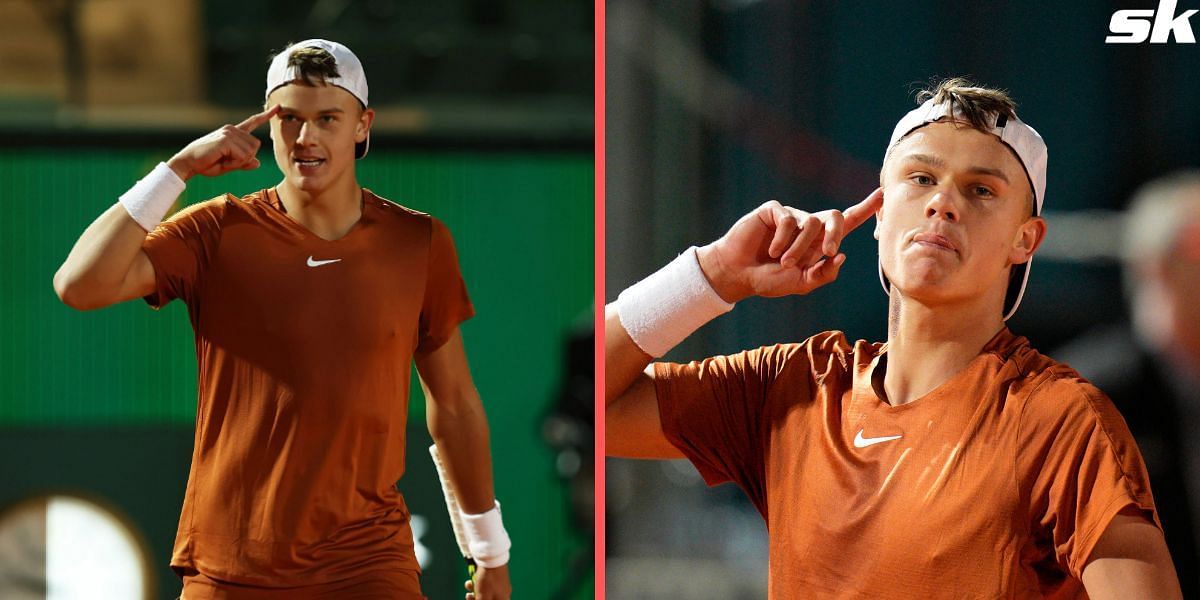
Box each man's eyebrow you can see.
[276,107,345,114]
[966,165,1010,184]
[901,153,946,168]
[899,153,1010,184]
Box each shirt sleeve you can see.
[1019,374,1160,579]
[654,342,811,513]
[140,196,228,309]
[416,217,475,353]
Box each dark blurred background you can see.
[0,1,593,599]
[605,0,1200,597]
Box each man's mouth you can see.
[294,158,325,167]
[912,232,958,252]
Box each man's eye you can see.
[913,175,934,185]
[321,116,335,123]
[973,186,994,198]
[281,115,297,122]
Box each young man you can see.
[606,78,1181,598]
[53,39,511,600]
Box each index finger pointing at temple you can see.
[842,187,884,234]
[236,105,280,132]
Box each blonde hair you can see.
[280,45,340,86]
[915,77,1017,132]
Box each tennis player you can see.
[53,39,511,600]
[606,78,1181,598]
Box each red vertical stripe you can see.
[593,0,607,596]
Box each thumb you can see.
[240,158,262,171]
[809,253,846,286]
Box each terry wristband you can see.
[118,162,186,232]
[461,501,511,568]
[613,246,735,358]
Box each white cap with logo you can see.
[878,97,1049,321]
[265,39,371,159]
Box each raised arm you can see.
[52,105,278,310]
[605,189,883,458]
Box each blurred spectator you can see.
[1055,171,1200,595]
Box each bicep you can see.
[605,366,684,459]
[414,328,477,402]
[1080,510,1181,599]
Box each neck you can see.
[881,290,1006,406]
[277,171,362,241]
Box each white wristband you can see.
[613,246,735,358]
[118,162,186,231]
[461,501,511,568]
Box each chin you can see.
[890,264,957,297]
[289,173,328,192]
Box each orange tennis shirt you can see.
[141,187,473,586]
[655,328,1159,599]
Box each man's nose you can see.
[296,121,317,145]
[925,189,960,222]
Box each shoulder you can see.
[1010,343,1128,442]
[745,330,857,367]
[168,193,239,221]
[759,330,869,373]
[361,189,464,249]
[152,194,241,238]
[362,188,436,228]
[662,331,862,381]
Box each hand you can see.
[697,188,884,302]
[465,564,511,600]
[166,105,279,181]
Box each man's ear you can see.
[1011,216,1047,265]
[356,107,375,143]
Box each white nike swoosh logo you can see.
[306,256,342,267]
[853,429,902,448]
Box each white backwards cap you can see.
[878,96,1049,321]
[265,39,371,159]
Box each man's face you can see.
[266,83,373,193]
[876,121,1045,310]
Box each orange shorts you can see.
[178,567,425,600]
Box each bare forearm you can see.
[53,203,150,308]
[604,306,653,405]
[427,388,496,515]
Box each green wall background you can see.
[0,147,593,598]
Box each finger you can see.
[226,127,263,152]
[220,149,257,173]
[766,206,799,259]
[224,135,258,162]
[781,214,821,268]
[465,580,474,592]
[843,187,884,234]
[823,210,846,257]
[807,252,846,286]
[236,104,280,133]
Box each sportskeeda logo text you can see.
[1107,0,1198,43]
